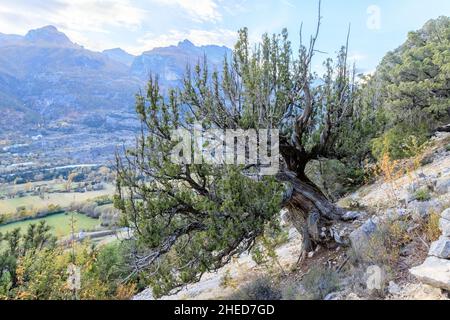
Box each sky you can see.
[0,0,449,73]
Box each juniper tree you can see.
[115,4,360,296]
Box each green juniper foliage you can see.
[362,16,450,160]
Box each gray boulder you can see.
[439,218,450,237]
[349,218,378,261]
[410,257,450,290]
[385,208,410,221]
[133,288,155,300]
[324,292,341,300]
[435,178,450,195]
[406,178,431,194]
[342,211,363,221]
[388,281,401,295]
[441,208,450,221]
[429,237,450,259]
[408,200,443,219]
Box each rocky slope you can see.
[330,132,450,300]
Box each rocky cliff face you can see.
[0,26,139,131]
[130,40,230,84]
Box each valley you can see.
[0,26,231,239]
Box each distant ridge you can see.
[24,25,75,47]
[103,48,135,67]
[0,26,232,133]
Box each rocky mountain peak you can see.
[103,48,135,66]
[177,39,195,48]
[25,25,74,47]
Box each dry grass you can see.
[426,211,442,242]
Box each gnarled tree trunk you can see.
[277,170,344,255]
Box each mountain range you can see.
[0,26,231,134]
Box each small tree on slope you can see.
[115,5,360,296]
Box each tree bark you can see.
[277,170,344,253]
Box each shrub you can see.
[100,208,120,227]
[92,195,112,206]
[95,242,136,297]
[350,217,412,273]
[414,187,432,202]
[3,230,136,300]
[281,281,306,300]
[299,266,340,300]
[80,203,98,218]
[229,277,282,300]
[306,160,368,201]
[220,270,238,289]
[371,125,428,161]
[426,211,441,242]
[445,144,450,152]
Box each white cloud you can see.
[154,0,221,22]
[0,0,226,52]
[55,0,147,32]
[0,0,231,53]
[0,0,147,35]
[128,28,236,54]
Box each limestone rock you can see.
[324,292,340,300]
[386,208,410,221]
[349,218,378,261]
[388,281,401,295]
[279,209,290,226]
[345,293,362,300]
[365,265,386,291]
[287,227,301,241]
[342,211,363,221]
[329,226,349,245]
[133,288,154,300]
[409,257,450,290]
[441,208,450,221]
[429,237,450,259]
[439,218,450,237]
[408,200,443,219]
[388,283,448,300]
[435,178,450,195]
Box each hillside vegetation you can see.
[1,15,449,300]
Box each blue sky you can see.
[0,0,449,72]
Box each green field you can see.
[0,183,114,215]
[0,212,100,238]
